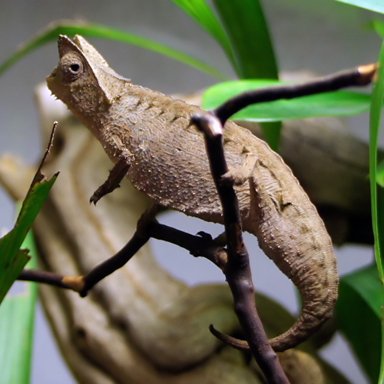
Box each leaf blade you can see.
[211,0,281,148]
[171,0,236,69]
[0,233,38,384]
[0,20,226,80]
[368,38,384,384]
[0,174,57,303]
[202,80,371,121]
[369,41,384,281]
[336,265,384,383]
[212,0,278,79]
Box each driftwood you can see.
[0,84,362,383]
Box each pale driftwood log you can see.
[0,85,352,383]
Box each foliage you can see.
[202,79,371,121]
[0,175,56,303]
[0,234,38,384]
[336,265,383,383]
[0,21,225,80]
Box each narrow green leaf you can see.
[0,233,38,384]
[374,20,384,38]
[171,0,236,69]
[0,174,57,303]
[0,20,226,80]
[368,39,384,384]
[336,265,384,383]
[202,80,371,121]
[211,1,281,148]
[336,0,384,14]
[212,0,278,79]
[369,40,384,282]
[377,159,384,187]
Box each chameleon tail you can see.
[209,304,334,352]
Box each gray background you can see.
[0,1,381,383]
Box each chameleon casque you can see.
[47,35,338,352]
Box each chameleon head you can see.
[47,35,128,120]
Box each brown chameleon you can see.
[47,35,338,352]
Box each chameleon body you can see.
[47,35,338,352]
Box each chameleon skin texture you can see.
[47,35,338,352]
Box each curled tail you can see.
[210,294,336,352]
[221,164,339,351]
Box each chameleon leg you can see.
[90,158,130,204]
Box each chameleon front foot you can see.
[90,158,130,204]
[221,152,258,186]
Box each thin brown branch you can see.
[148,222,228,268]
[18,269,71,289]
[29,121,58,187]
[191,113,289,384]
[17,220,228,292]
[214,63,377,124]
[79,204,161,296]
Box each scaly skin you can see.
[47,35,338,351]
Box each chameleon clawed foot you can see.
[221,153,258,186]
[196,231,213,240]
[209,324,250,351]
[221,169,248,186]
[90,158,130,204]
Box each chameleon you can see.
[47,35,338,352]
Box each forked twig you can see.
[18,212,228,292]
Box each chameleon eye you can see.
[60,54,84,83]
[69,63,81,73]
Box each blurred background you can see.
[0,1,381,383]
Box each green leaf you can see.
[211,0,281,148]
[0,20,226,80]
[171,0,236,69]
[202,80,371,121]
[336,265,384,383]
[369,41,384,282]
[0,233,38,384]
[212,0,278,79]
[368,40,384,384]
[377,159,384,187]
[336,0,384,14]
[0,174,57,303]
[174,1,281,147]
[374,20,384,38]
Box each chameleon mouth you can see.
[46,67,59,94]
[46,65,58,82]
[48,67,57,78]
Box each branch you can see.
[18,269,70,289]
[191,113,289,384]
[17,209,229,293]
[215,63,377,124]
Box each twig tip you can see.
[357,63,378,83]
